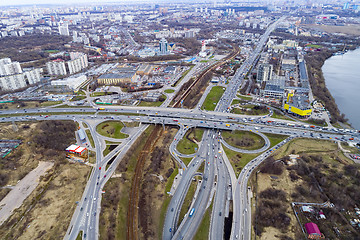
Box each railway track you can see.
[172,46,240,108]
[127,125,163,240]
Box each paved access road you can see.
[0,161,54,225]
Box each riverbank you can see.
[305,50,350,126]
[322,48,360,130]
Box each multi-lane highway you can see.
[0,104,359,240]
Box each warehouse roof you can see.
[305,222,321,236]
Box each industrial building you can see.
[261,78,285,99]
[257,63,273,83]
[136,64,153,76]
[283,90,312,117]
[77,129,87,142]
[97,73,136,85]
[51,75,87,91]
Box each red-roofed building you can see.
[66,144,87,157]
[304,222,324,239]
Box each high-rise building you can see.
[72,31,78,42]
[46,60,67,75]
[67,59,83,74]
[0,73,27,91]
[58,23,69,36]
[25,68,42,85]
[185,31,195,38]
[159,38,169,55]
[0,58,22,76]
[0,58,42,91]
[257,64,273,83]
[69,52,88,71]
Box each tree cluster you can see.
[32,120,77,153]
[260,156,284,175]
[254,188,290,236]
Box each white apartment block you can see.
[69,52,88,72]
[58,24,69,36]
[46,61,67,75]
[67,58,83,74]
[0,58,23,76]
[0,73,27,91]
[25,68,42,85]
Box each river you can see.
[322,48,360,130]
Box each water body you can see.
[322,48,360,129]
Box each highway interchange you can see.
[0,16,359,240]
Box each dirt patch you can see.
[0,120,90,239]
[0,161,90,240]
[0,161,54,225]
[305,24,360,36]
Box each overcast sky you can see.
[0,0,171,7]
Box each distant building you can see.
[185,30,195,38]
[138,48,156,58]
[58,23,69,36]
[304,222,324,239]
[159,38,169,55]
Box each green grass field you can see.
[222,146,260,177]
[96,121,129,139]
[222,130,265,150]
[164,89,175,94]
[176,128,204,155]
[201,86,226,111]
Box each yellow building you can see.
[283,91,312,117]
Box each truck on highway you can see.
[189,208,195,217]
[225,124,230,127]
[98,108,105,110]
